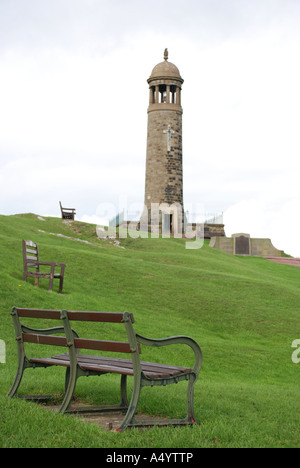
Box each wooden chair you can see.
[22,240,66,293]
[59,201,76,220]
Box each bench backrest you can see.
[59,202,76,220]
[11,308,141,355]
[22,240,39,271]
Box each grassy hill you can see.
[0,213,299,448]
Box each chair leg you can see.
[48,265,55,291]
[48,278,54,291]
[59,276,64,294]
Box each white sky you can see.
[1,0,300,256]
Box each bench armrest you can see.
[26,260,66,268]
[136,333,203,376]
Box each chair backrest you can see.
[11,308,141,355]
[22,240,39,271]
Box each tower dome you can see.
[148,49,183,83]
[147,49,184,111]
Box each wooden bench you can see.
[9,307,203,432]
[22,240,66,293]
[59,201,76,220]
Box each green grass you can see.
[0,213,299,448]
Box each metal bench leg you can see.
[9,308,27,399]
[186,375,198,424]
[116,373,142,432]
[8,357,27,398]
[59,366,79,414]
[120,374,129,407]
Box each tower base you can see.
[140,203,185,236]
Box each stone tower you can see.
[140,49,184,235]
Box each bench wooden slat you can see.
[30,357,71,367]
[22,333,139,354]
[79,362,135,376]
[67,311,134,323]
[17,309,61,320]
[23,333,67,347]
[26,249,38,256]
[26,254,38,260]
[16,308,134,324]
[74,338,136,354]
[26,241,37,248]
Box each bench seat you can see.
[30,354,192,379]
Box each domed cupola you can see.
[147,49,184,109]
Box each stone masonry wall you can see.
[144,109,183,210]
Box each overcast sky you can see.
[1,0,300,255]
